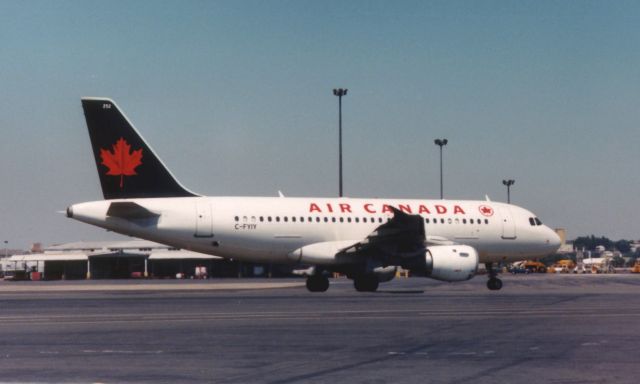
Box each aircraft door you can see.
[499,206,517,239]
[195,201,213,238]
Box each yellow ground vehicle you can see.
[631,260,640,273]
[549,259,576,273]
[523,261,547,273]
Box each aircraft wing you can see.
[425,235,456,246]
[338,207,427,261]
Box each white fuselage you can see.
[68,196,561,265]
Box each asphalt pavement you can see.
[1,274,639,383]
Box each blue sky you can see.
[1,0,639,249]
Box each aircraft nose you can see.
[545,227,561,253]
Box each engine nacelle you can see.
[373,266,397,283]
[424,245,478,282]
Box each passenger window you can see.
[234,216,239,222]
[455,218,459,224]
[268,216,272,222]
[347,217,352,223]
[448,218,452,224]
[470,219,474,224]
[276,216,280,222]
[291,217,296,222]
[425,218,429,224]
[332,217,336,223]
[355,218,360,223]
[440,218,445,224]
[243,216,248,222]
[484,219,489,224]
[251,216,256,223]
[339,217,344,223]
[462,219,467,224]
[259,216,264,222]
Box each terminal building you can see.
[1,240,288,280]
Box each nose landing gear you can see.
[485,262,503,291]
[306,274,329,292]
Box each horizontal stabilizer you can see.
[107,202,160,220]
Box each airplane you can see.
[67,97,561,292]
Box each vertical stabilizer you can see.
[81,97,197,199]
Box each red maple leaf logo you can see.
[479,205,494,217]
[100,137,143,189]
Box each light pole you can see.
[3,240,7,258]
[434,139,448,199]
[502,179,515,204]
[333,88,348,197]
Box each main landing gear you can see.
[306,274,329,292]
[305,272,381,293]
[485,262,503,291]
[353,274,379,292]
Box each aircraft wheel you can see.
[306,275,329,292]
[487,277,503,291]
[354,274,379,292]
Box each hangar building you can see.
[1,240,273,280]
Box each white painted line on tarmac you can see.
[0,281,304,292]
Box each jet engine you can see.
[424,245,478,281]
[373,266,397,283]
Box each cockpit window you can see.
[529,217,543,226]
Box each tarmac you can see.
[0,279,303,292]
[1,274,639,383]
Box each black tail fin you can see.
[81,97,197,199]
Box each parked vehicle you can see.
[522,260,547,273]
[548,259,576,273]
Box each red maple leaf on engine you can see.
[100,137,143,188]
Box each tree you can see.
[614,240,631,254]
[573,235,613,251]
